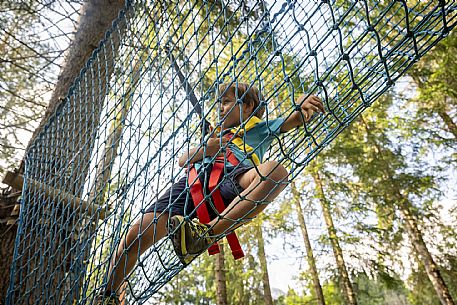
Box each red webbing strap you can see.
[209,156,244,260]
[225,148,240,166]
[188,167,220,255]
[187,132,246,259]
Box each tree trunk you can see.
[215,244,228,305]
[4,0,127,304]
[291,182,326,305]
[312,170,358,305]
[437,108,457,140]
[23,0,126,156]
[360,116,455,305]
[397,196,455,305]
[255,225,274,305]
[0,223,17,302]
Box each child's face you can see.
[217,88,253,129]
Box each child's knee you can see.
[261,160,288,183]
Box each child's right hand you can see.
[178,135,228,167]
[205,135,228,157]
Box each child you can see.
[99,83,324,304]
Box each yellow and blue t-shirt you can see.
[222,116,285,167]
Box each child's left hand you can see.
[296,94,325,121]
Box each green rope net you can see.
[6,0,456,304]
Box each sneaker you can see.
[168,215,215,265]
[95,293,120,305]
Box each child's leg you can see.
[106,211,169,293]
[209,160,288,234]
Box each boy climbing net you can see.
[99,82,325,304]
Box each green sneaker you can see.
[168,215,216,265]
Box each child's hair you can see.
[218,82,266,119]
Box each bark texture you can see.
[256,225,274,305]
[4,0,127,303]
[0,191,19,303]
[437,108,457,140]
[24,0,127,156]
[0,225,16,299]
[215,244,228,305]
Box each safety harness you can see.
[166,46,262,259]
[188,117,262,259]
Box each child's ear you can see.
[244,102,254,115]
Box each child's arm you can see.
[280,94,325,133]
[178,136,228,167]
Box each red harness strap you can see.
[188,147,245,259]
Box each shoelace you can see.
[189,220,214,244]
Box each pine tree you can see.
[254,223,274,305]
[309,167,358,305]
[328,94,455,305]
[407,31,457,142]
[291,181,326,305]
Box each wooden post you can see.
[2,171,104,219]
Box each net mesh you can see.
[6,0,456,304]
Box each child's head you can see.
[217,82,265,129]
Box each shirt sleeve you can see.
[261,117,285,136]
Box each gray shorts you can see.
[144,163,253,219]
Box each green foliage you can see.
[353,272,409,305]
[156,254,216,304]
[321,280,346,305]
[276,279,345,305]
[276,288,311,305]
[406,255,457,305]
[401,16,457,151]
[407,265,442,305]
